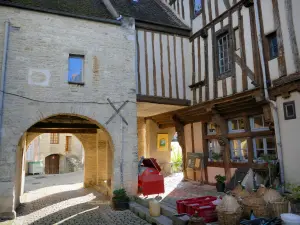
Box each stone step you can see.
[129,202,173,225]
[133,196,178,220]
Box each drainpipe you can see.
[0,21,10,155]
[253,0,285,191]
[102,0,123,21]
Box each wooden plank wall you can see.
[136,29,191,100]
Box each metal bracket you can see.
[105,98,128,126]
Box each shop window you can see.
[218,32,231,74]
[208,139,222,162]
[253,137,276,162]
[230,139,248,162]
[228,118,245,133]
[68,55,84,84]
[50,133,59,144]
[250,115,269,131]
[267,32,278,60]
[283,101,296,120]
[207,123,216,135]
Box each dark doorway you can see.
[45,154,60,174]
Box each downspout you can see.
[0,21,10,155]
[102,0,123,21]
[253,0,285,191]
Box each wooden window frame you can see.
[50,133,59,144]
[250,115,269,131]
[283,101,296,120]
[252,136,276,160]
[228,118,245,133]
[68,54,85,85]
[230,139,248,163]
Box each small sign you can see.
[157,134,169,151]
[187,152,204,170]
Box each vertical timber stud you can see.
[229,11,237,94]
[136,30,141,94]
[272,0,287,77]
[173,115,187,180]
[144,31,149,95]
[181,0,185,20]
[239,7,248,91]
[181,37,186,99]
[202,123,209,183]
[212,26,218,99]
[191,123,196,181]
[198,37,202,102]
[208,0,213,22]
[167,35,172,98]
[243,115,253,167]
[160,34,165,97]
[174,35,179,99]
[192,40,196,104]
[152,32,157,96]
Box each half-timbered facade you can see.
[145,0,300,186]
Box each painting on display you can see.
[157,134,169,151]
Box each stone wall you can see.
[0,7,138,219]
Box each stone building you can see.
[26,133,84,174]
[1,0,300,220]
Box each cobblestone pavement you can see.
[1,171,150,225]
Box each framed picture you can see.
[157,134,169,151]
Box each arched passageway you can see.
[15,114,115,210]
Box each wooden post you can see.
[173,115,188,180]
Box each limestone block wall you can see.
[0,7,138,219]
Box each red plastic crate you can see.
[176,196,217,214]
[192,203,218,223]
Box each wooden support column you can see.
[202,122,209,183]
[173,115,188,180]
[212,113,231,182]
[243,115,253,166]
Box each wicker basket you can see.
[217,208,243,225]
[268,199,289,217]
[242,196,268,218]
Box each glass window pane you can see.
[286,104,295,117]
[194,0,202,15]
[232,140,239,149]
[235,29,240,50]
[68,56,83,82]
[255,138,264,149]
[254,116,264,128]
[257,150,265,158]
[240,139,248,150]
[231,120,238,130]
[266,137,276,149]
[239,119,245,130]
[241,149,248,159]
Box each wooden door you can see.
[45,154,60,174]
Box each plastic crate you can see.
[176,196,217,214]
[193,203,218,223]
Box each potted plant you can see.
[286,184,300,214]
[212,152,222,162]
[112,188,130,210]
[215,174,226,192]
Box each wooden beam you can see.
[32,123,99,129]
[28,128,97,133]
[137,94,191,106]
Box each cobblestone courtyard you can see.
[1,171,149,225]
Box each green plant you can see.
[211,152,222,161]
[112,188,129,201]
[171,143,183,173]
[215,174,226,183]
[258,154,277,163]
[286,184,300,201]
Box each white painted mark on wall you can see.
[28,69,51,87]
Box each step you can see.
[133,196,178,220]
[129,202,173,225]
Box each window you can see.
[65,136,72,152]
[218,33,231,74]
[253,137,276,160]
[267,32,278,60]
[234,28,240,50]
[207,123,216,135]
[250,115,269,131]
[208,139,222,162]
[283,101,296,120]
[228,118,245,133]
[194,0,202,16]
[50,133,59,144]
[230,139,248,162]
[68,55,84,84]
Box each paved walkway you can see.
[1,171,150,225]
